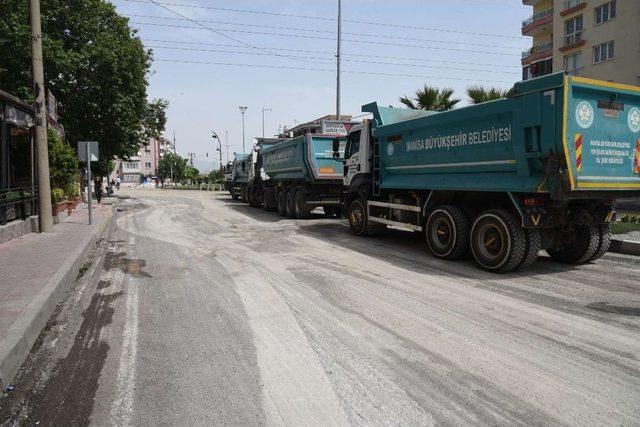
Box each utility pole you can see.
[336,0,342,118]
[225,130,230,163]
[239,106,247,152]
[30,0,53,232]
[262,107,272,138]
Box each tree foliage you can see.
[466,85,515,104]
[0,0,166,176]
[157,153,187,181]
[399,85,460,111]
[47,129,78,189]
[208,169,224,183]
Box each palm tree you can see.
[466,85,515,104]
[399,85,460,111]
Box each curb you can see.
[609,239,640,257]
[0,205,115,390]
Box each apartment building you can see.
[111,137,175,186]
[521,0,640,85]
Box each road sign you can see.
[77,141,99,162]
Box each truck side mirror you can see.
[332,138,341,160]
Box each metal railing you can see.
[564,30,584,46]
[522,42,553,58]
[564,0,584,10]
[522,8,554,28]
[566,66,584,76]
[0,187,38,226]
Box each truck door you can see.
[344,129,361,186]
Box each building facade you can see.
[522,0,639,85]
[111,137,175,186]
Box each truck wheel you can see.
[470,210,526,273]
[590,224,612,262]
[294,190,311,219]
[276,191,286,216]
[547,224,599,264]
[347,199,368,235]
[425,205,469,260]
[247,187,253,205]
[285,190,296,219]
[262,190,274,211]
[323,206,336,217]
[516,228,541,270]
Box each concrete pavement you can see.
[1,189,639,425]
[0,202,113,390]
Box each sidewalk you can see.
[0,202,113,389]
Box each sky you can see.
[112,0,532,172]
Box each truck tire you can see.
[294,190,311,219]
[470,209,526,273]
[347,199,382,236]
[285,190,296,219]
[516,228,541,270]
[246,186,253,205]
[589,224,612,262]
[425,205,469,260]
[262,190,274,211]
[276,191,286,216]
[547,224,599,264]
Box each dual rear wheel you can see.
[426,207,541,273]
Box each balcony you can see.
[522,8,554,36]
[561,0,586,16]
[522,42,553,64]
[560,30,585,52]
[566,67,584,77]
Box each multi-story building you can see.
[521,0,639,85]
[111,137,175,186]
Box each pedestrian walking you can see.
[94,177,103,204]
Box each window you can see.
[523,58,553,80]
[564,52,583,75]
[595,1,616,25]
[145,162,152,168]
[564,15,583,46]
[345,130,361,158]
[594,41,614,63]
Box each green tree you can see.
[0,0,161,176]
[47,129,78,189]
[399,85,460,111]
[143,99,169,140]
[208,169,224,183]
[183,166,200,181]
[466,85,515,104]
[157,153,187,182]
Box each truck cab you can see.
[343,122,372,188]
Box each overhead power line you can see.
[131,21,520,56]
[126,13,527,50]
[147,45,518,75]
[143,0,318,64]
[143,38,522,69]
[119,0,527,40]
[154,58,515,84]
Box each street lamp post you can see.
[212,131,222,171]
[262,107,272,138]
[239,106,247,152]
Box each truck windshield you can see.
[346,130,361,159]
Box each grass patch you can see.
[611,222,640,235]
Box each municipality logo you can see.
[386,142,395,156]
[628,107,640,133]
[576,101,594,129]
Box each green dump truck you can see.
[335,73,640,272]
[230,153,251,201]
[249,134,346,218]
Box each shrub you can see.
[51,188,66,204]
[620,214,630,223]
[64,182,81,199]
[48,129,79,189]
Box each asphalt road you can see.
[5,189,640,426]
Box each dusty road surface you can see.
[3,189,640,426]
